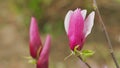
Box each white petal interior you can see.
[83,11,95,37]
[64,10,73,34]
[81,10,87,20]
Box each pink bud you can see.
[29,17,42,59]
[29,17,51,68]
[37,35,51,68]
[64,8,95,51]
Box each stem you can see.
[77,56,91,68]
[74,46,91,68]
[92,0,119,68]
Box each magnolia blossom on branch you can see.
[64,8,95,51]
[29,17,51,68]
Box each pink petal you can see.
[30,17,42,59]
[64,10,73,34]
[68,8,84,50]
[81,9,87,20]
[83,11,95,37]
[37,35,51,68]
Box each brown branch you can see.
[77,56,91,68]
[92,0,119,68]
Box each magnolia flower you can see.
[30,17,42,59]
[37,35,51,68]
[64,8,95,51]
[30,17,51,68]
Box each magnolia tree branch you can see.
[92,0,119,68]
[77,56,91,68]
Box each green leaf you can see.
[73,46,95,61]
[28,59,37,64]
[82,50,95,57]
[81,50,95,57]
[24,56,37,64]
[80,50,95,61]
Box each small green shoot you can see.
[24,56,37,64]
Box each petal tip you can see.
[64,10,73,34]
[91,11,95,16]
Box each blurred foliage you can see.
[116,0,120,2]
[0,0,120,68]
[14,0,95,33]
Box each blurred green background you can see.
[0,0,120,68]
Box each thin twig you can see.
[64,51,91,68]
[92,0,119,68]
[77,56,91,68]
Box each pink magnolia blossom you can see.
[64,8,95,51]
[30,17,42,59]
[37,35,51,68]
[30,17,51,68]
